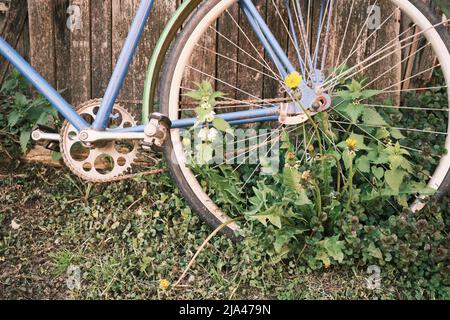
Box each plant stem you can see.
[311,179,322,217]
[173,217,244,288]
[318,154,342,194]
[346,153,355,210]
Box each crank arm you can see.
[78,130,146,142]
[31,129,60,142]
[79,113,171,150]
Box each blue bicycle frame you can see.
[0,0,297,133]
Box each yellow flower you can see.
[346,138,358,151]
[159,278,170,290]
[286,151,296,161]
[285,71,302,89]
[301,170,312,181]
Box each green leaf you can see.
[367,242,383,260]
[347,79,362,93]
[195,107,212,122]
[404,182,436,196]
[315,251,331,268]
[249,212,282,229]
[384,169,405,193]
[282,166,303,192]
[375,127,390,140]
[19,130,31,153]
[362,108,388,126]
[318,236,345,264]
[388,154,404,171]
[360,89,382,99]
[184,91,204,100]
[274,229,306,254]
[296,190,312,206]
[356,155,371,173]
[212,117,231,132]
[52,151,62,161]
[342,149,355,170]
[372,166,384,180]
[14,92,28,107]
[342,103,365,123]
[7,111,21,127]
[195,143,213,164]
[390,128,406,140]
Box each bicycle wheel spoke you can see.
[325,19,449,89]
[195,44,279,81]
[163,0,450,226]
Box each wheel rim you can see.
[165,0,450,226]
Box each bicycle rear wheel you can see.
[159,0,450,239]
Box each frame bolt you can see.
[311,101,321,111]
[79,132,89,141]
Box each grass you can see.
[0,160,445,300]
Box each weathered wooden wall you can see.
[0,0,29,85]
[0,0,443,113]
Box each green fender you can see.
[141,0,203,124]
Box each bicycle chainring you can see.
[60,99,139,183]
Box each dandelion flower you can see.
[286,151,296,161]
[301,170,312,181]
[159,279,170,290]
[346,138,358,151]
[285,71,302,89]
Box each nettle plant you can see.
[0,69,59,153]
[183,81,232,165]
[185,76,443,270]
[184,71,445,276]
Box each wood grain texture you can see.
[91,0,112,98]
[28,0,56,87]
[69,0,91,106]
[112,0,175,116]
[182,6,217,96]
[216,2,239,105]
[264,0,287,100]
[54,0,72,101]
[0,1,440,113]
[0,0,29,84]
[236,0,266,101]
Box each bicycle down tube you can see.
[0,0,297,132]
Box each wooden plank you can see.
[363,0,401,103]
[69,0,91,107]
[91,0,112,99]
[181,6,218,104]
[320,0,401,104]
[112,0,133,107]
[236,0,266,102]
[28,0,56,87]
[325,0,371,76]
[287,0,309,83]
[216,2,239,109]
[263,0,288,100]
[54,0,72,102]
[0,0,29,84]
[415,0,437,85]
[112,0,176,116]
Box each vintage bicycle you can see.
[1,0,449,239]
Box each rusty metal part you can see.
[60,99,139,183]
